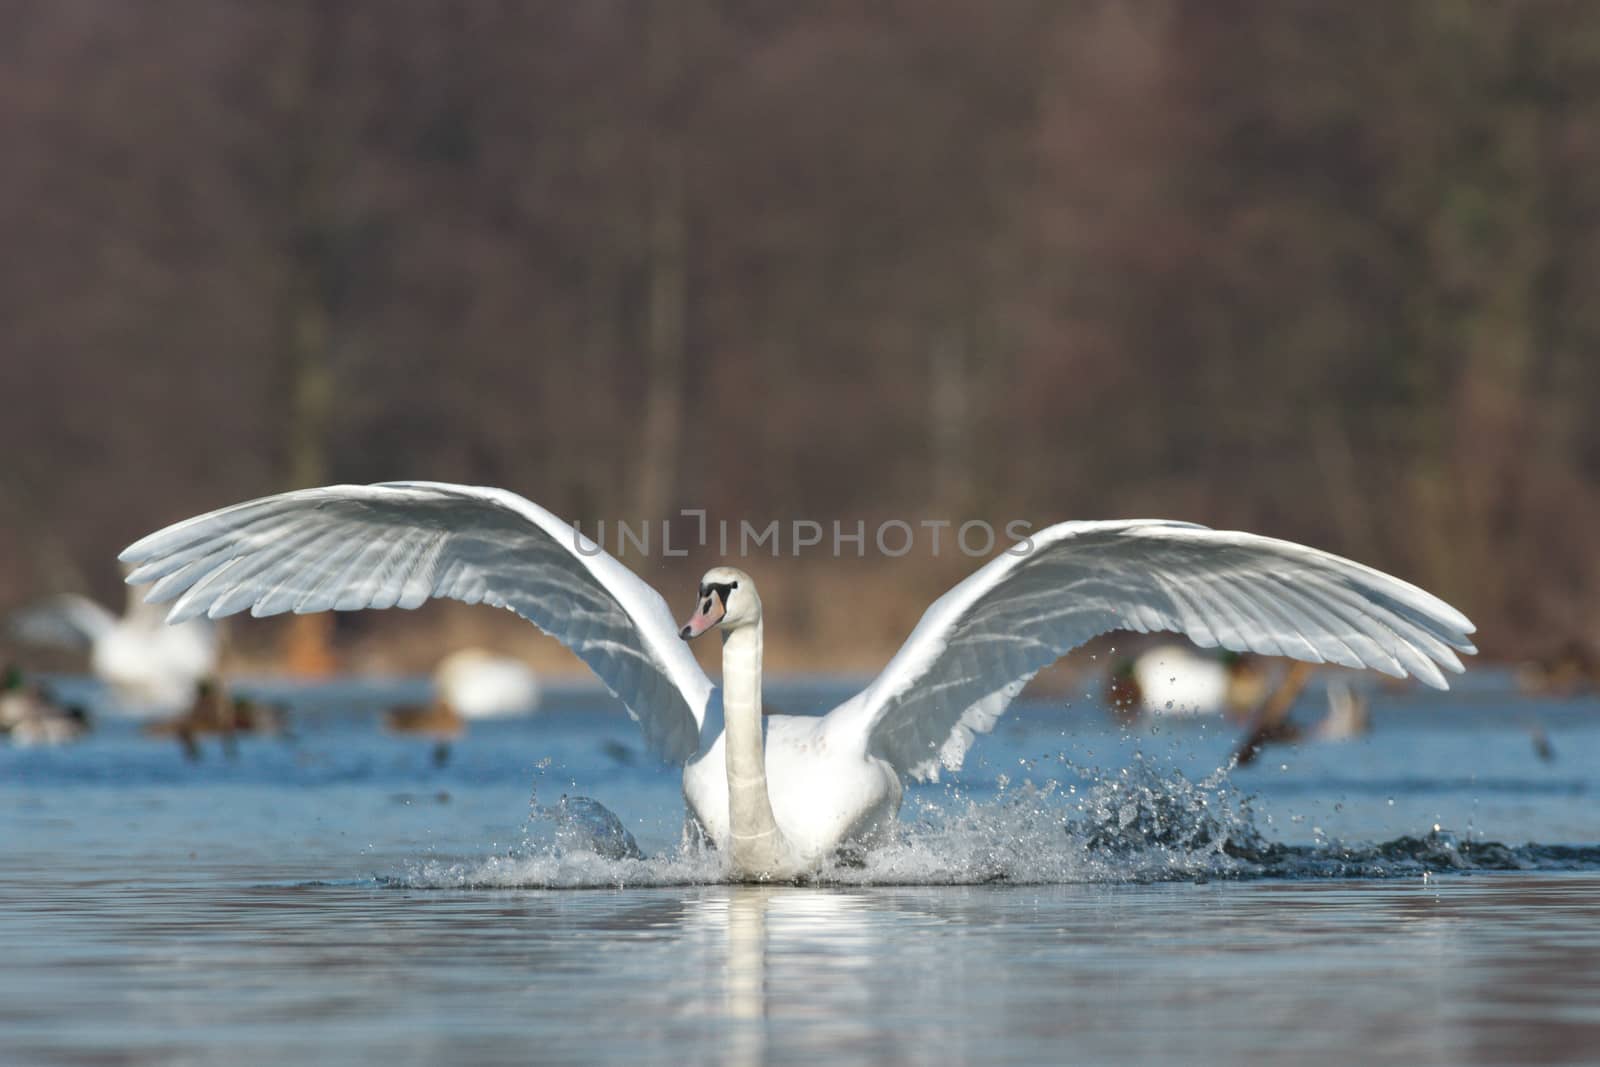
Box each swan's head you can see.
[679,566,760,640]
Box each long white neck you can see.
[720,620,789,879]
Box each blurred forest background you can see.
[2,0,1598,672]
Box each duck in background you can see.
[0,665,91,746]
[385,649,541,767]
[142,678,289,761]
[12,572,218,715]
[1528,722,1557,762]
[1317,679,1371,742]
[384,699,464,768]
[1105,643,1268,719]
[1233,661,1371,766]
[1515,640,1600,698]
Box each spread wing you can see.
[119,481,712,760]
[824,521,1476,781]
[11,593,120,648]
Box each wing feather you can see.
[9,593,120,648]
[825,521,1475,781]
[121,482,712,760]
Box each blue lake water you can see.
[4,672,1599,1064]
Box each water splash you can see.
[395,848,722,890]
[387,754,1600,890]
[397,787,713,889]
[536,795,645,861]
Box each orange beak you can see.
[679,593,725,640]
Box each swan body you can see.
[14,586,216,714]
[120,482,1477,881]
[680,716,904,867]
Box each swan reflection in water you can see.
[686,887,886,1067]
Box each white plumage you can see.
[434,649,540,718]
[14,586,217,715]
[1131,644,1232,715]
[122,482,1476,879]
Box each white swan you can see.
[1126,643,1264,717]
[435,648,541,719]
[119,482,1477,880]
[13,579,217,715]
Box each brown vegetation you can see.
[2,2,1598,672]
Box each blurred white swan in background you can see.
[121,482,1476,880]
[1117,643,1267,717]
[13,577,217,715]
[435,648,540,719]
